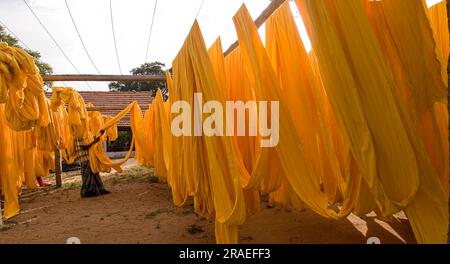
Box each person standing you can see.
[74,130,111,198]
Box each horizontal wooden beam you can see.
[42,0,286,81]
[224,0,286,56]
[42,74,166,82]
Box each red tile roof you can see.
[46,91,153,127]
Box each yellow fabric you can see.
[425,0,449,195]
[103,116,118,141]
[223,47,262,214]
[234,5,339,220]
[0,43,53,219]
[365,0,448,242]
[0,104,20,219]
[266,3,340,208]
[0,42,49,131]
[50,87,135,174]
[1,2,448,244]
[296,0,448,243]
[168,23,247,243]
[151,90,171,179]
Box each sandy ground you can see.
[0,162,416,244]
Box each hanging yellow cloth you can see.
[0,42,49,131]
[296,0,448,243]
[424,0,449,196]
[152,90,171,179]
[214,39,261,215]
[0,104,20,219]
[169,22,247,243]
[234,5,341,220]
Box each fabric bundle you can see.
[0,42,49,131]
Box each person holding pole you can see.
[74,130,111,198]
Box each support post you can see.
[0,199,3,226]
[54,148,62,188]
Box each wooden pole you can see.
[42,74,166,82]
[0,198,3,226]
[223,0,286,56]
[54,148,62,188]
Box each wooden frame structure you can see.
[42,74,166,82]
[41,0,286,190]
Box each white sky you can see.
[0,0,441,91]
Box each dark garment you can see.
[80,161,106,198]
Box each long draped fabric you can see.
[295,0,448,243]
[0,0,448,244]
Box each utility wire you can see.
[23,0,93,90]
[144,0,158,63]
[23,0,79,73]
[109,0,123,74]
[195,0,206,19]
[0,19,31,50]
[64,0,101,74]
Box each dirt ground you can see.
[0,162,416,244]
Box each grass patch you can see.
[0,226,12,232]
[148,176,160,184]
[145,206,194,220]
[186,224,205,235]
[174,209,193,217]
[64,181,81,190]
[111,166,155,186]
[0,221,17,232]
[145,208,170,219]
[42,186,58,194]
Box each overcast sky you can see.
[0,0,442,91]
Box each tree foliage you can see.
[0,25,54,87]
[109,62,168,99]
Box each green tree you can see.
[109,62,168,99]
[0,25,53,88]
